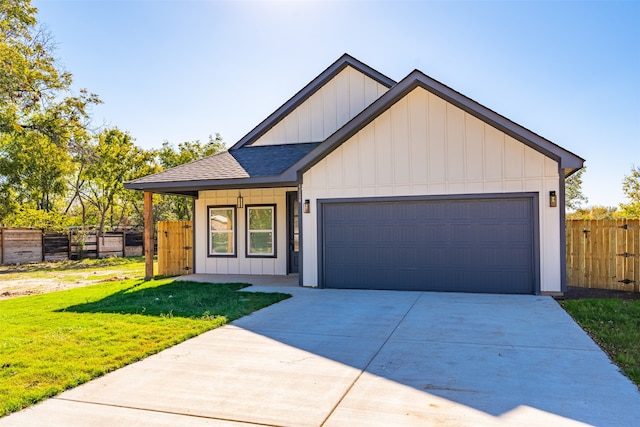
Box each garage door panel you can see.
[321,197,536,294]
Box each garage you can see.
[320,195,538,294]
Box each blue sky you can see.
[32,0,639,208]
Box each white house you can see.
[126,54,584,295]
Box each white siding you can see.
[251,66,389,146]
[194,187,295,275]
[301,87,561,292]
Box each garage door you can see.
[320,196,537,294]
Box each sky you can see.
[32,0,639,208]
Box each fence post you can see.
[0,228,4,265]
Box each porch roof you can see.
[125,142,319,197]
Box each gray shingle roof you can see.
[126,143,320,187]
[127,151,248,185]
[233,143,319,176]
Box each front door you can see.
[286,192,299,274]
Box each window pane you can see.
[210,209,233,230]
[249,232,273,254]
[209,207,234,256]
[211,232,232,254]
[249,207,272,230]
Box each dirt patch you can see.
[0,264,142,300]
[556,286,640,301]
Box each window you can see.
[208,206,236,256]
[247,205,276,257]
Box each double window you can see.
[207,205,276,258]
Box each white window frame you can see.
[208,206,236,257]
[246,205,276,257]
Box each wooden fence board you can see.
[1,229,42,264]
[1,228,144,265]
[44,232,69,262]
[566,219,640,291]
[157,221,193,277]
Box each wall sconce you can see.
[303,199,310,214]
[237,192,244,208]
[549,191,557,208]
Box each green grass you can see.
[0,278,290,417]
[561,299,640,387]
[0,256,146,280]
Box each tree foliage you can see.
[1,0,100,222]
[565,168,588,211]
[0,2,225,231]
[78,128,156,234]
[566,205,620,220]
[153,134,227,221]
[619,165,640,218]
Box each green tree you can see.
[565,168,588,211]
[154,134,226,221]
[619,165,640,218]
[566,205,619,220]
[0,0,99,222]
[80,128,155,235]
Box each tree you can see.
[0,0,100,222]
[79,128,155,235]
[157,134,225,169]
[619,165,640,218]
[566,205,619,220]
[154,134,226,221]
[565,168,588,211]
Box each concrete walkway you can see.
[2,286,640,426]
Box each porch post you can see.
[144,191,154,280]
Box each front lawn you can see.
[0,278,290,417]
[561,299,640,387]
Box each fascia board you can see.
[124,175,298,194]
[288,70,584,178]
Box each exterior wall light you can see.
[237,192,244,208]
[303,199,310,213]
[549,191,557,208]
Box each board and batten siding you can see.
[194,187,295,275]
[251,66,389,146]
[301,87,562,292]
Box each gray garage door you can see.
[320,196,537,294]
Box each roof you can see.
[125,143,319,196]
[286,69,585,179]
[230,53,396,150]
[125,55,585,197]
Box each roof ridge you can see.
[229,54,396,151]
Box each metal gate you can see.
[157,221,193,276]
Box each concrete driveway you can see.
[2,286,640,426]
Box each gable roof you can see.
[285,69,585,179]
[125,55,584,197]
[229,53,396,150]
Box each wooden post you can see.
[144,191,154,280]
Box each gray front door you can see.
[287,192,299,274]
[320,195,537,294]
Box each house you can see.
[125,54,584,295]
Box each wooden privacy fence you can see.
[0,228,144,265]
[157,221,193,277]
[566,219,640,291]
